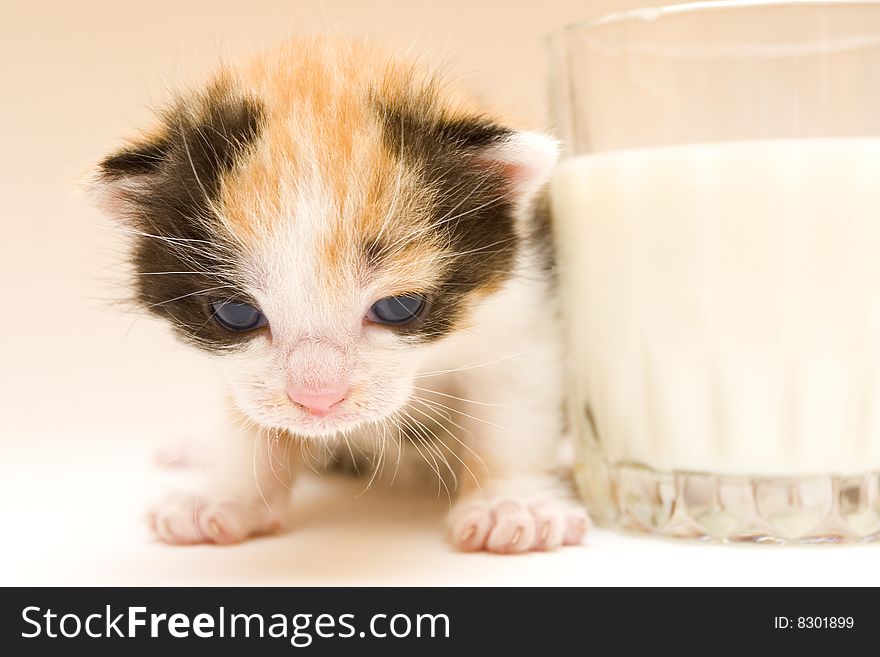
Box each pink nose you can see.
[287,386,348,417]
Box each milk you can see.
[551,138,880,476]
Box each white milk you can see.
[551,138,880,476]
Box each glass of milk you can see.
[550,0,880,541]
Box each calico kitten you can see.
[90,38,587,553]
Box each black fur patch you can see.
[100,81,265,351]
[375,95,520,343]
[100,138,172,178]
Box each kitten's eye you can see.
[210,301,267,332]
[367,294,428,326]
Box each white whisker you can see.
[412,386,512,408]
[409,397,488,489]
[252,427,274,514]
[396,410,450,501]
[407,401,485,493]
[414,393,518,438]
[414,350,529,379]
[144,285,235,310]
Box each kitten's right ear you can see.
[85,134,170,218]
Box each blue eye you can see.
[210,301,267,332]
[367,294,428,326]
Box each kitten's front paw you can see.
[147,492,284,545]
[448,497,589,554]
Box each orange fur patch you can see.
[213,39,507,296]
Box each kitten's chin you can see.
[279,417,371,439]
[247,405,399,440]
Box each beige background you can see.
[2,0,877,585]
[2,0,666,450]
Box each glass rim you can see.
[558,0,880,35]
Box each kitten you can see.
[90,38,588,553]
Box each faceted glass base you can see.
[575,459,880,543]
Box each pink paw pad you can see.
[147,493,282,546]
[448,498,589,554]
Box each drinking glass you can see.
[549,0,880,541]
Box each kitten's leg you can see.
[148,403,297,545]
[440,347,589,554]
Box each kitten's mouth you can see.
[275,403,382,438]
[247,390,404,438]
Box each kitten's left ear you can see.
[84,134,171,219]
[475,131,560,205]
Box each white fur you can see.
[143,129,589,552]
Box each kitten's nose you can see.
[287,386,348,417]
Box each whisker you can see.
[372,182,504,260]
[179,126,233,242]
[402,407,458,490]
[432,236,518,261]
[252,426,274,514]
[414,393,519,438]
[99,224,220,248]
[412,386,513,408]
[134,270,219,276]
[357,427,385,496]
[299,439,322,476]
[191,290,239,333]
[396,410,450,501]
[386,413,405,487]
[144,285,235,310]
[413,350,530,379]
[405,402,479,493]
[267,428,292,490]
[409,398,487,491]
[342,434,361,476]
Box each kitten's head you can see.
[90,39,557,438]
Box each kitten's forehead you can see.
[220,112,437,260]
[216,41,485,299]
[96,38,533,350]
[221,127,445,310]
